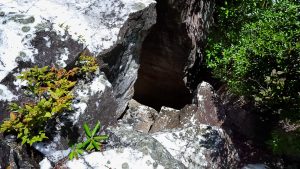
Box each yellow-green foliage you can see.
[77,55,98,74]
[0,55,98,145]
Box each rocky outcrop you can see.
[120,99,158,133]
[133,0,215,110]
[1,0,272,168]
[100,2,157,117]
[0,137,42,169]
[57,121,239,169]
[0,0,157,164]
[149,82,225,133]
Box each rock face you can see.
[61,121,238,169]
[121,99,158,133]
[100,2,157,117]
[0,138,42,169]
[0,0,265,168]
[0,0,157,164]
[133,0,215,110]
[0,0,156,120]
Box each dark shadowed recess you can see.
[133,0,193,110]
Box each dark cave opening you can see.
[133,1,193,110]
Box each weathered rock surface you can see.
[189,81,225,126]
[121,99,158,133]
[101,2,157,117]
[0,0,157,164]
[134,0,215,110]
[149,82,225,133]
[58,121,238,169]
[150,106,181,133]
[0,0,156,120]
[64,125,186,169]
[0,137,42,169]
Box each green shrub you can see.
[0,55,99,145]
[268,129,300,156]
[206,0,300,155]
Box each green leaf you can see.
[83,123,92,138]
[91,140,100,151]
[74,151,79,159]
[21,137,27,145]
[82,140,91,149]
[86,142,94,151]
[94,135,109,141]
[77,149,84,155]
[76,143,84,149]
[69,151,75,160]
[17,132,23,138]
[44,112,52,118]
[91,121,101,137]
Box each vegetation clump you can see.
[69,121,109,160]
[206,0,300,157]
[0,55,99,145]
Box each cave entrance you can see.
[133,3,193,110]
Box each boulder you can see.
[149,106,181,133]
[150,81,225,133]
[184,81,225,126]
[59,122,239,169]
[121,99,158,133]
[61,125,187,169]
[152,125,239,169]
[100,2,157,117]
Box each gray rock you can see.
[62,121,239,169]
[0,11,5,17]
[0,0,156,157]
[150,107,181,133]
[63,125,186,169]
[0,139,42,169]
[150,82,225,133]
[152,125,239,169]
[181,81,225,127]
[101,3,157,117]
[121,99,158,133]
[0,140,10,168]
[9,15,35,24]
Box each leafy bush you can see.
[268,129,300,156]
[77,55,98,75]
[69,121,108,160]
[206,0,300,155]
[0,55,99,145]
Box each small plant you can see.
[69,121,108,160]
[0,66,77,145]
[0,55,99,145]
[77,55,98,75]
